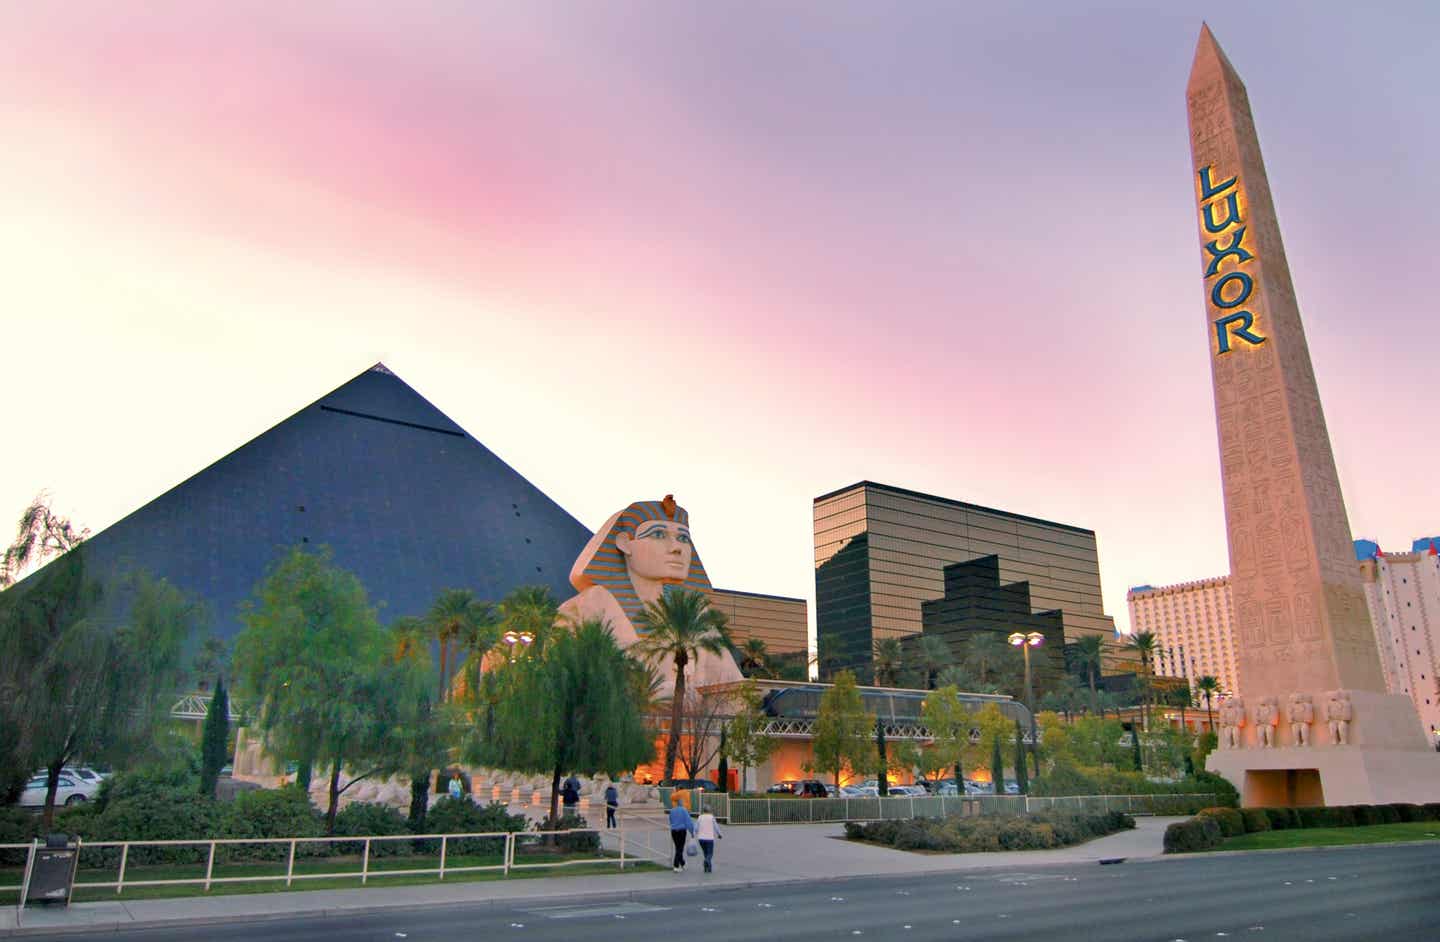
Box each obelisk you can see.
[1188,25,1440,805]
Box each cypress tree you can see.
[716,728,730,793]
[875,717,889,796]
[1013,719,1029,795]
[990,735,1005,796]
[200,677,230,799]
[1131,725,1143,771]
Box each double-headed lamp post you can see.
[502,629,535,662]
[1008,631,1044,771]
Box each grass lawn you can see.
[1221,822,1440,851]
[0,849,658,903]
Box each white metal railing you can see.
[3,823,636,920]
[698,792,1215,824]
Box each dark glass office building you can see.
[815,481,1123,679]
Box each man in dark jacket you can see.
[604,783,620,828]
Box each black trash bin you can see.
[24,833,80,907]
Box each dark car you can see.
[766,779,829,797]
[660,778,723,792]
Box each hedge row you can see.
[2,790,542,867]
[845,810,1135,853]
[1029,766,1239,808]
[1164,802,1440,853]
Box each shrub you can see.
[846,811,1133,853]
[223,787,326,860]
[1240,808,1271,833]
[92,789,224,865]
[332,802,410,856]
[0,808,40,866]
[1163,816,1223,854]
[1197,806,1244,838]
[1393,804,1424,823]
[1374,805,1402,825]
[423,797,526,856]
[1350,805,1382,827]
[1188,771,1240,808]
[534,812,600,854]
[1262,807,1292,831]
[1422,803,1440,822]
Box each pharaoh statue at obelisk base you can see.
[558,495,744,698]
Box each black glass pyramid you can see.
[77,364,591,638]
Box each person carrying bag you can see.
[667,802,696,872]
[695,809,722,873]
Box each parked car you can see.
[766,779,829,797]
[839,784,878,798]
[887,784,927,797]
[18,773,96,807]
[660,778,722,792]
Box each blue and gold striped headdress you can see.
[569,495,712,628]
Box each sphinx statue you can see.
[1287,692,1314,747]
[558,495,744,698]
[1255,696,1280,748]
[1326,689,1354,745]
[1218,696,1246,749]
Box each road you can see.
[15,843,1440,941]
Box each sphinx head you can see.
[568,495,712,627]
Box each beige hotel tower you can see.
[1187,26,1440,805]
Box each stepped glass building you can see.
[813,482,1123,681]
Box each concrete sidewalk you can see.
[0,816,1179,936]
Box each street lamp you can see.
[1008,631,1044,776]
[502,629,535,661]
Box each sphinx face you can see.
[616,519,693,582]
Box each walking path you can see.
[0,815,1179,936]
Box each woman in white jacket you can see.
[695,811,722,873]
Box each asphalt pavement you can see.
[10,842,1439,941]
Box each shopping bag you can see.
[686,838,699,857]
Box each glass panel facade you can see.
[815,482,1127,678]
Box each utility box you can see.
[24,834,80,907]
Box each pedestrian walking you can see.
[667,801,695,872]
[696,809,722,873]
[561,773,580,817]
[604,782,619,828]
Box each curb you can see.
[1155,836,1440,861]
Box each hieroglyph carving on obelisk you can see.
[1186,25,1387,711]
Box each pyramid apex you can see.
[1188,22,1245,93]
[368,362,396,376]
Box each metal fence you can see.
[2,824,638,919]
[697,792,1214,823]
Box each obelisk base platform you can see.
[1209,746,1440,807]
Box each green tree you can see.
[472,617,653,825]
[809,670,873,788]
[191,634,230,692]
[233,546,428,831]
[498,585,559,655]
[1131,724,1143,771]
[874,717,889,794]
[388,618,451,831]
[1195,675,1222,732]
[199,676,231,798]
[428,589,497,703]
[962,632,1019,693]
[0,494,88,589]
[872,637,903,688]
[913,634,953,689]
[990,735,1006,795]
[1013,719,1029,794]
[723,680,778,794]
[921,685,973,790]
[2,557,195,827]
[632,587,731,783]
[739,637,772,678]
[1126,631,1159,730]
[1069,634,1105,713]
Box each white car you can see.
[886,785,926,797]
[18,772,97,807]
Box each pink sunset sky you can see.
[3,2,1436,637]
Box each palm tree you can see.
[1195,675,1222,733]
[1070,634,1105,714]
[739,637,772,678]
[498,585,559,655]
[428,589,496,703]
[632,587,732,782]
[1126,631,1159,731]
[914,634,954,689]
[872,637,903,687]
[962,632,1009,690]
